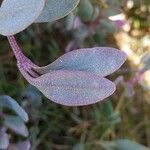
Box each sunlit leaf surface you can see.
[0,0,45,35]
[35,0,80,23]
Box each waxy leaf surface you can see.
[33,47,126,77]
[21,69,116,106]
[0,0,45,35]
[35,0,80,22]
[115,139,150,150]
[0,95,29,122]
[38,71,115,106]
[4,115,29,137]
[15,140,31,150]
[78,0,94,22]
[0,129,9,149]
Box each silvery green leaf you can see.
[65,12,75,30]
[4,115,29,137]
[72,144,84,150]
[78,0,94,22]
[104,8,122,17]
[0,95,29,122]
[30,70,116,106]
[115,139,150,150]
[35,0,80,23]
[16,141,31,150]
[0,0,45,35]
[0,128,9,149]
[33,47,126,77]
[9,140,31,150]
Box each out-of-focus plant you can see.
[95,139,150,150]
[65,0,127,51]
[0,95,29,149]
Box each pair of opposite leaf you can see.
[0,0,80,35]
[7,36,126,106]
[0,0,126,106]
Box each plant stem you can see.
[7,36,27,63]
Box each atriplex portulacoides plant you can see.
[0,0,126,106]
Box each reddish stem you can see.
[7,36,27,63]
[7,36,39,78]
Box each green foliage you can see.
[0,95,29,122]
[78,0,94,22]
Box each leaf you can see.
[21,85,42,107]
[24,69,116,107]
[12,140,31,150]
[95,101,120,126]
[78,0,94,22]
[101,101,121,124]
[31,70,116,106]
[115,139,150,150]
[18,65,116,106]
[65,12,75,30]
[33,47,126,77]
[0,128,9,149]
[0,0,45,35]
[4,115,29,137]
[8,141,31,150]
[35,0,80,23]
[104,8,122,17]
[0,95,29,122]
[72,144,84,150]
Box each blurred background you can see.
[0,0,150,149]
